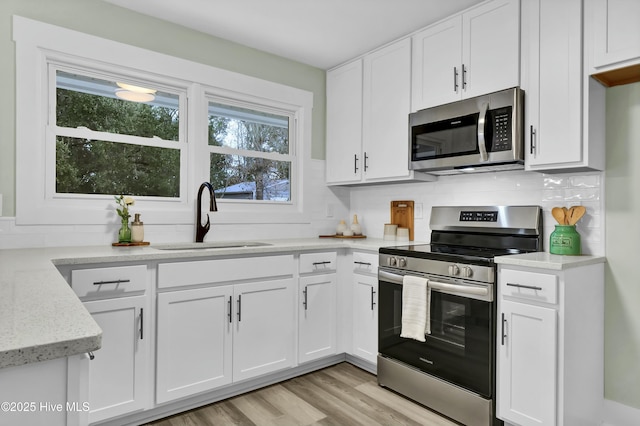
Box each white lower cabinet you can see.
[68,265,149,424]
[499,299,557,426]
[155,255,296,404]
[84,296,148,423]
[156,285,233,403]
[497,261,604,426]
[298,252,338,363]
[298,273,337,363]
[351,252,379,365]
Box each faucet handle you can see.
[203,214,211,231]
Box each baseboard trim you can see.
[603,399,640,426]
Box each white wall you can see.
[349,169,605,255]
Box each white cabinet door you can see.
[326,59,363,184]
[523,0,600,171]
[462,0,520,99]
[156,286,233,404]
[411,0,519,111]
[352,273,378,364]
[498,299,557,426]
[84,295,147,423]
[592,0,640,69]
[362,38,413,181]
[411,17,462,111]
[233,278,296,382]
[299,274,337,363]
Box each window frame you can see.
[205,93,297,205]
[13,16,312,226]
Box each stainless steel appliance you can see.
[409,87,524,175]
[377,205,542,426]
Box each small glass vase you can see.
[118,219,132,243]
[549,225,581,255]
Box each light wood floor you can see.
[146,362,458,426]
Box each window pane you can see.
[210,153,290,201]
[56,71,180,141]
[208,102,289,154]
[56,137,180,197]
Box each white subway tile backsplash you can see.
[350,169,604,255]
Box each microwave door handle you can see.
[477,101,489,162]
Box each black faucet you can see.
[195,182,218,243]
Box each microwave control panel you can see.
[489,106,512,151]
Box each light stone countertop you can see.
[0,237,400,369]
[494,251,606,270]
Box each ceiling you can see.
[103,0,483,69]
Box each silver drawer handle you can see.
[354,261,371,266]
[506,282,543,291]
[93,279,131,285]
[312,261,331,266]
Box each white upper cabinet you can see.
[411,0,520,112]
[522,0,605,172]
[589,0,640,73]
[326,59,363,184]
[326,39,436,185]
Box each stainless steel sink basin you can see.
[154,241,272,251]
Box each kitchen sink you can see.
[154,241,272,251]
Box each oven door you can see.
[378,268,494,398]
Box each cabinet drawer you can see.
[72,265,147,298]
[500,269,558,304]
[158,255,294,288]
[352,252,378,275]
[299,252,337,274]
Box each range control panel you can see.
[459,211,498,222]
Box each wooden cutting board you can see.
[390,200,414,241]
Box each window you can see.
[207,101,294,202]
[54,69,185,198]
[14,16,312,225]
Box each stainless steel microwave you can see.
[409,87,524,175]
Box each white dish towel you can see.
[400,275,431,342]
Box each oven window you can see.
[431,299,467,349]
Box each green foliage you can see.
[55,89,180,197]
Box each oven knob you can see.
[388,257,397,267]
[398,257,407,268]
[448,264,460,276]
[462,266,473,278]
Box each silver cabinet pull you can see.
[364,152,369,172]
[453,66,459,92]
[371,287,376,311]
[228,296,232,323]
[462,64,467,89]
[506,282,543,291]
[530,125,537,155]
[312,261,331,266]
[237,295,242,322]
[354,154,359,173]
[93,279,130,285]
[501,313,507,346]
[303,286,308,311]
[139,308,144,340]
[354,261,371,266]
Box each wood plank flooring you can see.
[146,362,458,426]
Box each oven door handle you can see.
[379,270,488,297]
[429,280,488,297]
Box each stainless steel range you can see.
[377,205,542,426]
